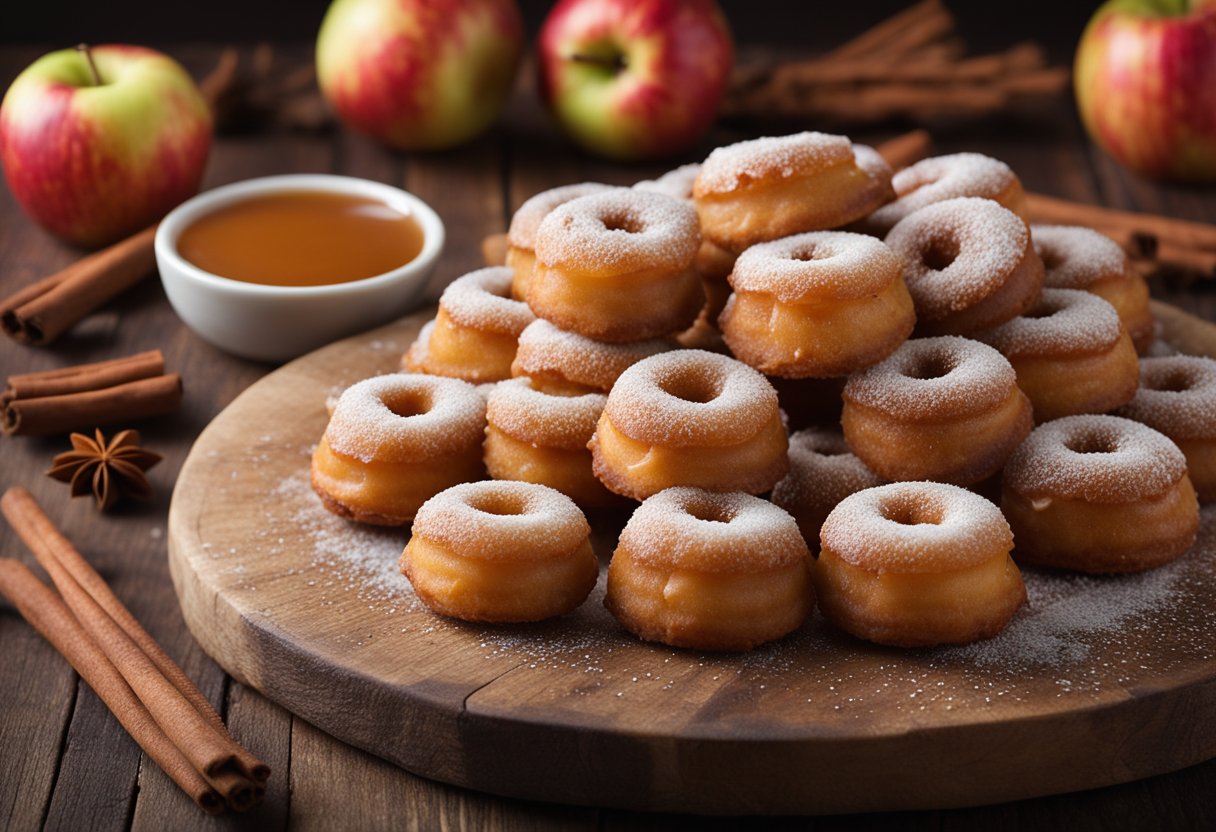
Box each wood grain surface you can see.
[166,306,1216,816]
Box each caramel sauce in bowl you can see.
[155,175,445,362]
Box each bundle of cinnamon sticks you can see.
[722,0,1070,125]
[0,487,268,814]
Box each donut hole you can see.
[789,244,831,262]
[1064,432,1119,455]
[1039,247,1064,271]
[468,491,529,517]
[683,496,737,525]
[600,210,644,235]
[381,388,432,419]
[920,236,960,271]
[878,496,945,527]
[1145,369,1195,393]
[659,367,723,405]
[1023,300,1065,320]
[904,352,956,381]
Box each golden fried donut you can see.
[857,152,1027,236]
[510,318,672,395]
[590,349,789,500]
[529,189,704,342]
[1001,415,1200,573]
[311,374,487,525]
[1117,355,1216,503]
[884,197,1044,336]
[693,132,894,253]
[506,182,613,300]
[974,288,1139,422]
[719,231,915,378]
[605,488,813,651]
[816,481,1026,647]
[401,481,597,623]
[841,336,1033,485]
[771,428,884,551]
[484,377,619,507]
[1032,223,1155,353]
[403,266,534,382]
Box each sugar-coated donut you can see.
[771,428,884,551]
[605,488,813,651]
[403,267,534,382]
[530,189,704,342]
[401,481,597,623]
[1118,356,1216,503]
[841,336,1033,485]
[857,153,1027,236]
[816,482,1026,647]
[1032,224,1155,353]
[1001,415,1200,573]
[590,350,789,500]
[510,318,672,395]
[693,132,894,253]
[506,182,613,300]
[974,288,1139,422]
[719,231,915,378]
[312,374,487,525]
[484,378,619,507]
[884,197,1044,336]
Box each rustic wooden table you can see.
[2,41,1215,832]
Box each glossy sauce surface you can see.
[177,191,425,287]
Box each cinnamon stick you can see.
[875,129,933,171]
[0,560,225,815]
[0,225,157,345]
[825,0,952,61]
[2,350,164,403]
[2,372,182,437]
[1025,191,1216,254]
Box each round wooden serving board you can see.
[169,307,1216,816]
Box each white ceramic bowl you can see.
[155,174,445,362]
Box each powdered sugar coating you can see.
[534,189,700,273]
[324,373,486,464]
[866,153,1021,232]
[439,266,535,335]
[843,336,1018,420]
[486,377,606,450]
[512,319,673,392]
[1032,224,1128,290]
[820,481,1013,573]
[403,318,436,370]
[605,350,780,446]
[771,429,885,528]
[885,197,1030,320]
[1118,356,1216,440]
[634,163,700,201]
[411,480,589,561]
[852,144,894,183]
[693,132,854,195]
[507,182,614,249]
[1004,415,1187,502]
[617,487,808,573]
[975,288,1123,358]
[730,231,903,302]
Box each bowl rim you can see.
[154,173,447,298]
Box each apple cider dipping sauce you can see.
[176,190,426,287]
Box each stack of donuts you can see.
[311,130,1214,653]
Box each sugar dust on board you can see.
[176,191,425,287]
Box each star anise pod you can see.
[47,429,162,511]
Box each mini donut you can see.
[974,288,1139,422]
[1001,415,1200,573]
[506,182,613,300]
[841,336,1033,485]
[857,152,1027,237]
[633,163,701,199]
[605,488,814,651]
[401,481,597,623]
[816,482,1026,647]
[771,428,884,551]
[311,374,487,525]
[693,132,895,253]
[1117,355,1216,503]
[1032,224,1155,353]
[884,197,1044,336]
[719,231,915,378]
[484,378,619,507]
[530,189,705,342]
[510,318,672,395]
[590,350,789,500]
[403,267,534,383]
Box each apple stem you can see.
[569,52,628,75]
[76,44,103,86]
